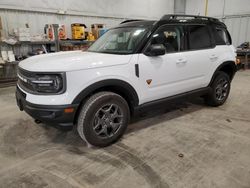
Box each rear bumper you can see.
[16,86,79,127]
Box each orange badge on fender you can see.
[146,79,152,85]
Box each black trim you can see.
[226,30,232,45]
[72,79,139,107]
[136,23,160,53]
[160,14,220,24]
[211,25,232,46]
[134,87,211,113]
[16,86,79,127]
[135,64,139,77]
[209,61,237,86]
[157,19,226,28]
[135,25,156,53]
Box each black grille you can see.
[17,67,66,95]
[17,68,35,93]
[17,86,27,99]
[18,68,33,77]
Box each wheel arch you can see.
[209,61,237,86]
[72,79,139,122]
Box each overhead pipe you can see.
[223,14,250,19]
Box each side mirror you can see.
[145,44,166,56]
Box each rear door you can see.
[182,24,216,88]
[205,26,235,83]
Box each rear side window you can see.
[214,27,231,45]
[188,25,212,50]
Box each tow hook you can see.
[34,119,42,124]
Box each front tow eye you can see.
[34,119,42,124]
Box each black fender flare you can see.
[71,79,139,108]
[209,61,237,86]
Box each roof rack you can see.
[120,19,144,24]
[160,14,219,23]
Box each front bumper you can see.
[16,86,79,127]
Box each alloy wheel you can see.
[215,78,229,101]
[93,104,124,138]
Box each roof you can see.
[118,14,226,28]
[159,14,226,27]
[161,14,220,22]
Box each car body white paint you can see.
[18,45,236,106]
[19,51,132,72]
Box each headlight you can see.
[17,68,66,95]
[30,74,65,94]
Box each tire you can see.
[205,71,231,107]
[77,91,130,147]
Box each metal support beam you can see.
[205,0,209,16]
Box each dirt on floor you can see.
[0,71,250,188]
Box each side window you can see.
[214,27,230,45]
[149,25,184,53]
[188,25,212,50]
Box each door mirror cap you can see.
[145,44,166,56]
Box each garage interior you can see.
[0,0,250,187]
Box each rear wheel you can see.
[205,71,231,106]
[77,92,130,147]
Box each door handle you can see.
[209,54,218,60]
[176,58,187,64]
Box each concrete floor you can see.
[0,71,250,188]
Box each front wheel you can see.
[77,92,130,147]
[205,71,231,107]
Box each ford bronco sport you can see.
[16,14,237,147]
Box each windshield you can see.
[88,27,148,54]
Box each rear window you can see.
[214,27,231,45]
[188,25,212,50]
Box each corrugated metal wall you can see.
[0,0,174,19]
[0,9,124,38]
[223,16,250,46]
[0,0,174,38]
[0,9,126,56]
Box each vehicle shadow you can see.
[126,97,206,134]
[42,97,207,147]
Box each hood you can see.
[19,51,132,72]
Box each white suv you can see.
[16,15,237,147]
